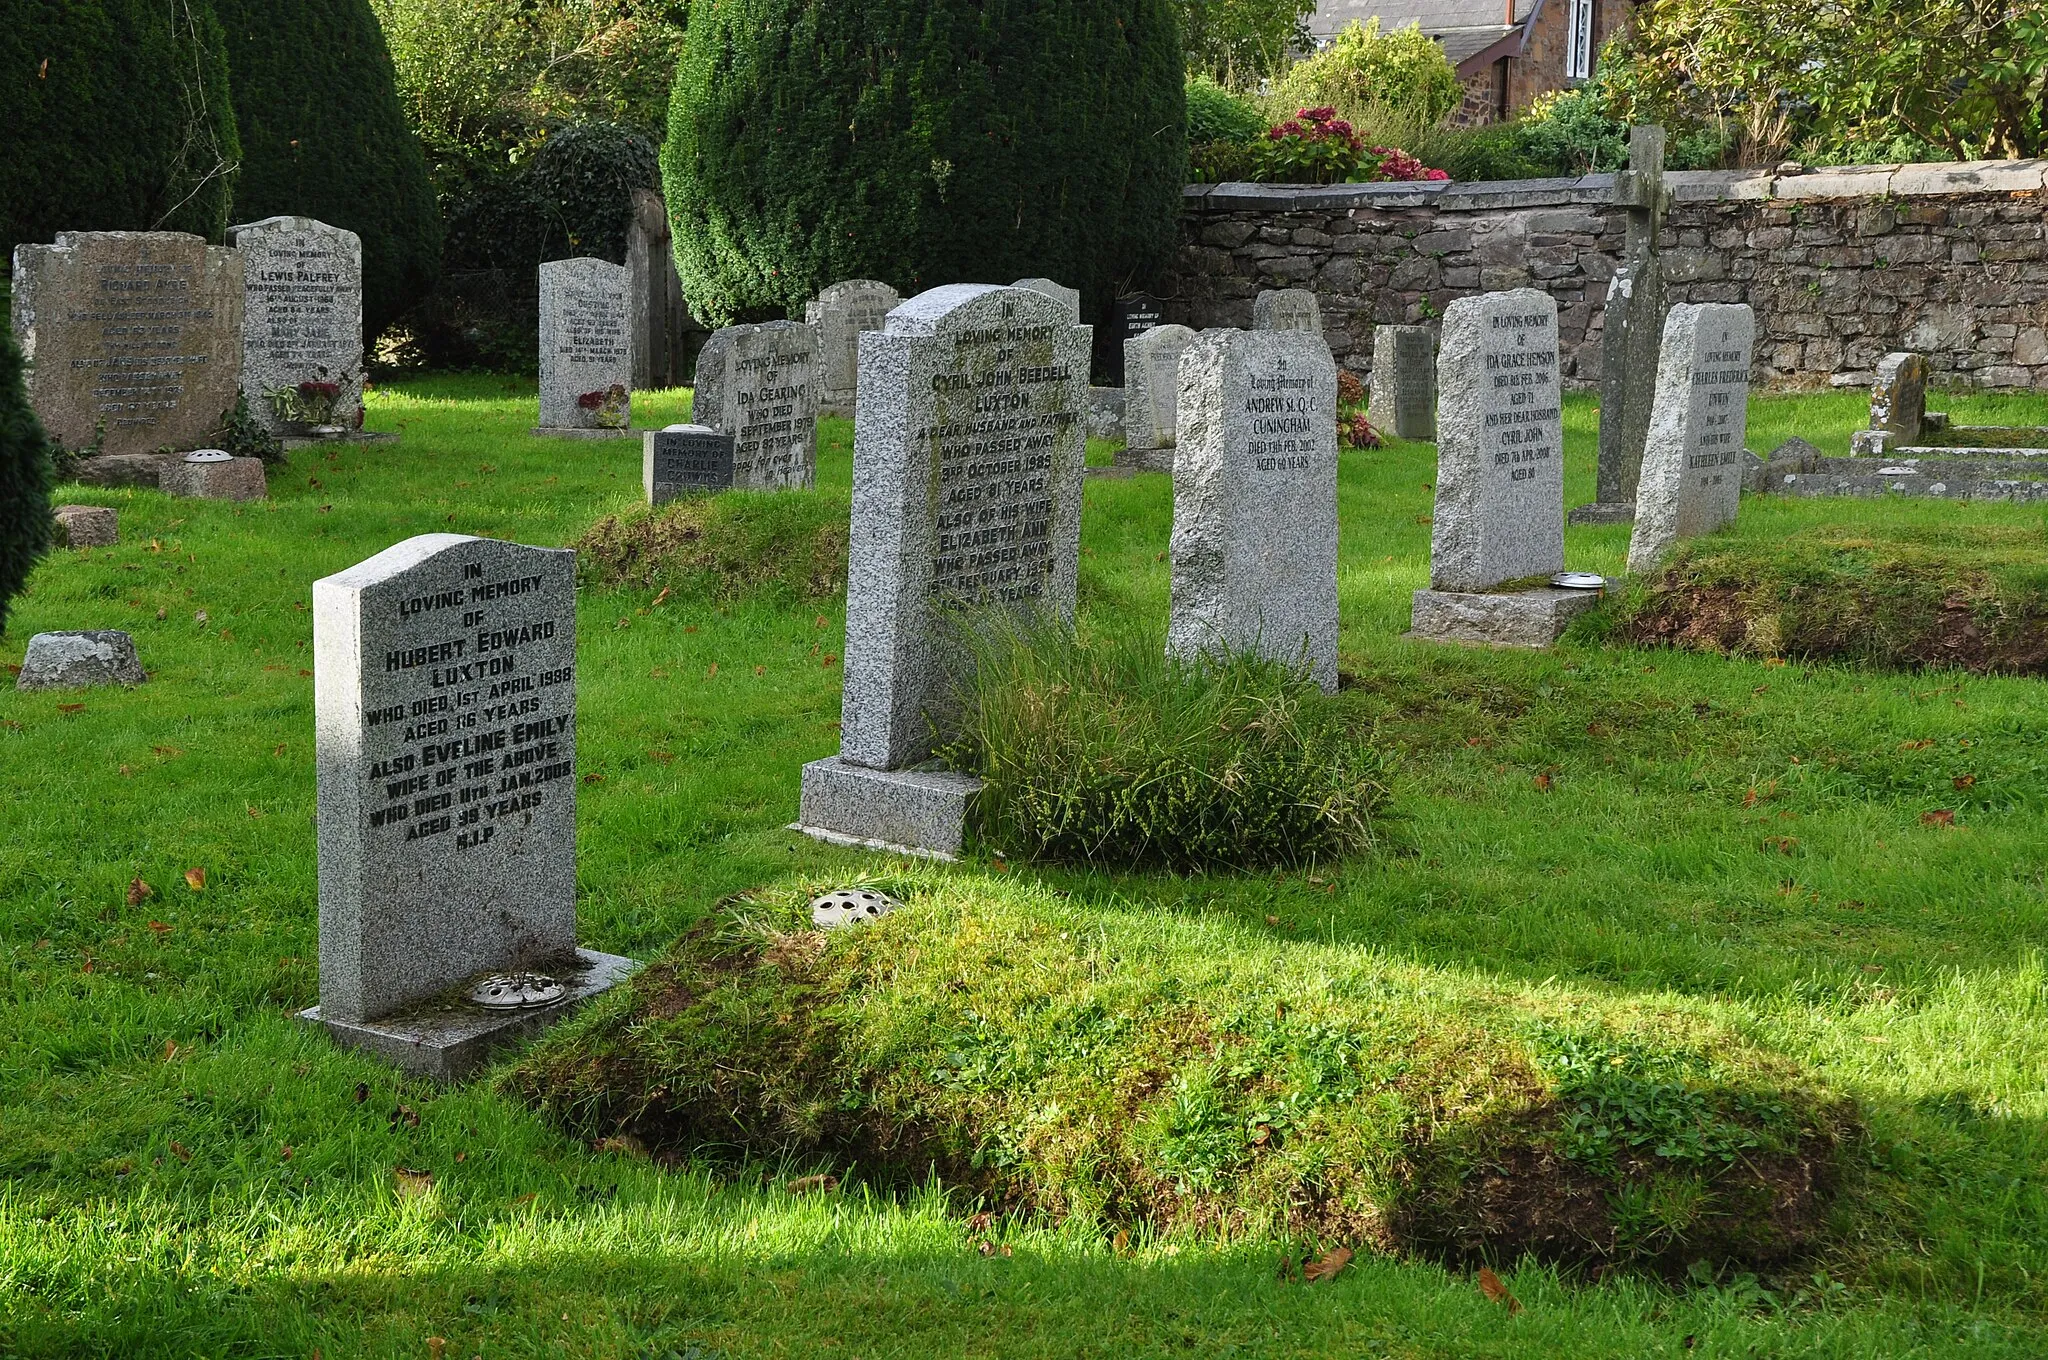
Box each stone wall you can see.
[1165,160,2048,391]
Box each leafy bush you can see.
[0,314,54,635]
[943,625,1390,870]
[212,0,441,340]
[663,0,1186,326]
[209,394,284,465]
[1270,19,1462,132]
[1186,75,1267,145]
[1418,123,1547,182]
[1515,81,1631,175]
[0,0,240,257]
[527,121,661,264]
[1176,0,1317,85]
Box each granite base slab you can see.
[299,947,637,1082]
[73,453,173,488]
[1113,445,1174,473]
[530,426,636,440]
[793,757,982,860]
[1408,587,1602,648]
[159,457,267,501]
[1567,501,1637,525]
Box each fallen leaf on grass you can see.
[119,764,132,777]
[247,807,264,818]
[1265,915,1279,927]
[353,1082,370,1104]
[1922,809,1956,827]
[976,1240,1014,1258]
[648,750,674,765]
[754,665,765,676]
[814,615,829,629]
[184,867,206,891]
[1899,739,1934,750]
[967,1212,993,1232]
[147,920,172,935]
[153,745,183,758]
[168,1141,192,1163]
[1532,773,1553,792]
[1477,1265,1521,1313]
[390,1104,421,1129]
[1112,1229,1131,1255]
[651,587,671,607]
[786,1173,838,1194]
[582,772,604,785]
[426,1336,446,1359]
[280,1144,293,1161]
[393,1167,434,1198]
[162,1039,182,1061]
[57,703,85,715]
[126,878,153,906]
[707,663,719,679]
[1301,1246,1353,1283]
[822,654,839,667]
[1953,774,1976,790]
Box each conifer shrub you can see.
[210,0,441,339]
[0,0,241,256]
[0,314,55,635]
[663,0,1186,327]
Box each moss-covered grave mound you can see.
[574,492,850,604]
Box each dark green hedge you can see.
[663,0,1186,329]
[211,0,441,339]
[0,0,241,259]
[0,296,54,635]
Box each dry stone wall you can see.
[1166,161,2048,392]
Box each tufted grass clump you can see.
[942,625,1391,871]
[573,488,850,604]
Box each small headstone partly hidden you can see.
[796,284,1090,858]
[227,216,365,438]
[811,280,899,416]
[689,320,819,489]
[1411,289,1599,647]
[306,533,632,1080]
[1107,294,1165,386]
[1253,288,1323,337]
[15,630,145,690]
[1168,329,1340,691]
[1119,323,1196,470]
[1011,277,1081,322]
[1578,124,1669,525]
[10,231,242,458]
[158,449,267,501]
[1627,303,1756,575]
[1856,351,1928,455]
[53,505,118,548]
[1370,325,1437,441]
[644,424,738,503]
[535,258,632,437]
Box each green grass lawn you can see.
[6,378,2048,1357]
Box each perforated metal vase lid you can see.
[1550,572,1607,590]
[468,972,567,1008]
[810,888,900,930]
[183,448,233,463]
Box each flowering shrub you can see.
[263,371,354,428]
[1340,411,1383,449]
[578,383,631,429]
[1369,146,1450,182]
[1255,107,1365,184]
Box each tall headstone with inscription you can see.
[1119,324,1197,471]
[305,533,633,1080]
[1253,289,1323,337]
[1370,325,1436,441]
[1410,290,1598,647]
[795,284,1090,857]
[812,280,900,416]
[1626,304,1755,575]
[536,258,632,436]
[10,231,243,457]
[227,217,364,436]
[689,320,819,489]
[1012,278,1081,322]
[1575,125,1669,524]
[1168,330,1339,690]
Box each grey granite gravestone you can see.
[795,284,1090,857]
[227,217,363,436]
[10,231,243,457]
[1011,277,1081,322]
[1370,324,1436,441]
[1119,323,1196,471]
[1627,304,1755,575]
[536,258,632,436]
[305,533,632,1079]
[689,320,819,489]
[813,280,899,416]
[1253,289,1323,337]
[1575,125,1670,526]
[53,505,118,548]
[644,424,737,502]
[15,631,145,689]
[1411,289,1597,647]
[1167,329,1340,691]
[1869,351,1927,444]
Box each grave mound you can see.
[574,490,850,603]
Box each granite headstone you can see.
[689,320,818,489]
[813,280,899,415]
[1370,324,1436,441]
[10,231,243,456]
[1253,288,1323,337]
[1108,294,1165,385]
[644,424,737,502]
[1011,278,1081,322]
[1120,323,1196,469]
[227,216,363,435]
[1167,329,1339,691]
[1627,304,1755,575]
[537,258,632,433]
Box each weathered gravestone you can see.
[1168,330,1339,691]
[10,231,242,457]
[644,424,737,503]
[1627,304,1755,575]
[536,258,632,436]
[227,216,363,436]
[1012,278,1081,322]
[625,188,691,389]
[1253,288,1323,337]
[795,285,1089,857]
[53,505,118,548]
[1370,324,1436,441]
[1574,125,1670,526]
[689,320,819,489]
[16,630,145,690]
[812,280,900,416]
[1854,351,1928,455]
[306,534,633,1079]
[1119,323,1197,470]
[1411,289,1599,647]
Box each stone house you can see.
[1309,0,1636,124]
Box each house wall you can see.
[1163,162,2048,391]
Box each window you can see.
[1565,0,1596,81]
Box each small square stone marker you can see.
[536,258,633,436]
[1626,303,1755,575]
[1253,288,1323,337]
[796,284,1090,857]
[305,533,631,1080]
[689,320,819,489]
[1370,324,1436,441]
[1410,289,1598,647]
[54,505,118,547]
[16,630,144,689]
[1168,329,1339,691]
[1119,323,1196,471]
[159,449,267,501]
[644,424,737,502]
